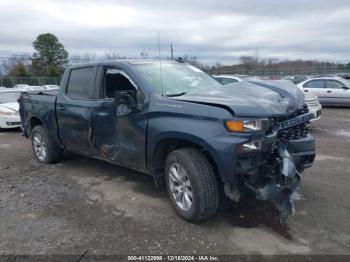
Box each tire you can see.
[31,125,61,164]
[165,148,219,222]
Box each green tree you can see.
[32,33,69,77]
[9,63,32,77]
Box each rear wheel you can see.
[31,125,61,164]
[165,148,219,222]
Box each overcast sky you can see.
[0,0,349,64]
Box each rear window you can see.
[66,67,95,99]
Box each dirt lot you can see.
[0,108,349,256]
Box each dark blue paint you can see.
[19,60,315,185]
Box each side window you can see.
[66,67,95,99]
[104,70,137,98]
[304,80,324,88]
[325,80,344,89]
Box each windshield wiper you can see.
[165,92,188,97]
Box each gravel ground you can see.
[0,108,349,256]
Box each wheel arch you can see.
[29,116,43,135]
[149,133,221,182]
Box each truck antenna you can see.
[157,32,164,96]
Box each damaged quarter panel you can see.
[19,92,60,147]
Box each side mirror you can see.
[114,90,137,110]
[342,86,349,90]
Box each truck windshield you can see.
[134,63,221,96]
[0,92,20,104]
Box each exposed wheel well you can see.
[152,138,220,181]
[30,117,42,134]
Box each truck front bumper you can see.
[233,134,315,219]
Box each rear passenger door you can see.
[56,66,98,154]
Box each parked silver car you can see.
[297,76,350,106]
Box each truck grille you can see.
[272,105,310,141]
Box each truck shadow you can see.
[0,127,21,133]
[64,152,293,240]
[217,197,293,240]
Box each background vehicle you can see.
[304,92,322,121]
[19,60,315,222]
[0,90,21,129]
[41,85,59,90]
[283,76,307,84]
[21,86,47,92]
[13,84,30,89]
[212,74,250,84]
[297,76,350,106]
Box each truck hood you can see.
[0,102,19,112]
[174,80,305,117]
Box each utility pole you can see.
[256,47,259,76]
[170,43,174,60]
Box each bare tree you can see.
[1,54,31,75]
[104,50,125,60]
[140,52,149,59]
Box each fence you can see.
[0,77,60,88]
[1,65,350,87]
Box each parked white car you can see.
[21,86,47,91]
[304,92,322,121]
[297,76,350,106]
[213,75,243,84]
[212,74,252,84]
[0,91,21,129]
[42,85,59,90]
[12,84,29,89]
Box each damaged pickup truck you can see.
[19,60,316,222]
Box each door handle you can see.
[327,90,332,93]
[57,105,65,111]
[304,90,308,92]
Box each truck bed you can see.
[19,90,58,139]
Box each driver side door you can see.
[91,66,148,172]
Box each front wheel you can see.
[31,125,61,164]
[165,148,219,222]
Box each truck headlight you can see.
[225,119,267,132]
